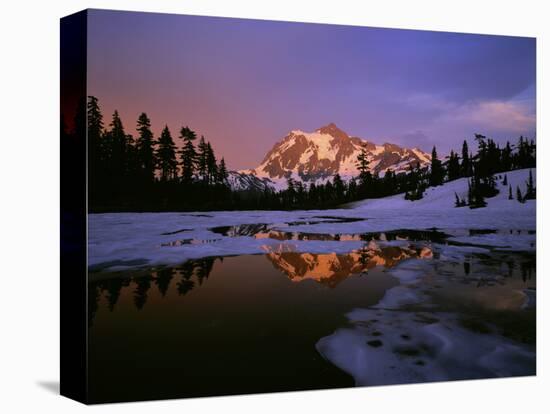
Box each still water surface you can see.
[88,232,535,403]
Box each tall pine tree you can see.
[196,136,208,182]
[524,169,536,200]
[136,113,155,183]
[333,173,345,201]
[356,143,371,197]
[105,110,128,183]
[429,146,444,186]
[205,142,218,184]
[217,157,229,184]
[461,140,471,177]
[447,150,460,181]
[87,96,105,196]
[156,125,177,182]
[179,126,197,184]
[88,96,104,169]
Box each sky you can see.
[87,9,536,170]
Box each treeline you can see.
[65,96,535,211]
[447,133,536,208]
[78,96,361,211]
[77,95,404,211]
[403,134,536,207]
[272,133,535,209]
[83,96,237,211]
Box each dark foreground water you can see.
[88,236,535,403]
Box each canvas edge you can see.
[60,9,89,405]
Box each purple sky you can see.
[88,9,536,170]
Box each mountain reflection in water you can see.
[264,242,432,288]
[89,242,432,326]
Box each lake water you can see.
[87,228,535,403]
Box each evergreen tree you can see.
[461,140,471,177]
[474,133,499,179]
[286,177,296,206]
[516,136,527,168]
[508,184,513,200]
[429,146,444,186]
[485,138,501,176]
[468,176,487,209]
[87,96,105,197]
[217,157,229,184]
[156,125,177,181]
[179,126,197,184]
[518,137,536,168]
[347,178,357,201]
[528,139,536,167]
[206,142,218,184]
[382,169,397,196]
[447,150,461,181]
[501,141,513,171]
[356,143,371,197]
[308,182,319,204]
[502,174,508,186]
[136,113,155,183]
[324,180,334,204]
[196,136,208,182]
[88,96,104,166]
[295,181,306,205]
[524,169,536,200]
[104,110,128,182]
[333,173,345,201]
[125,132,140,180]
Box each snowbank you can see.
[349,168,535,211]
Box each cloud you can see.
[447,100,535,133]
[392,93,536,155]
[400,92,535,135]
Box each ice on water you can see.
[317,255,535,386]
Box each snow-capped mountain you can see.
[241,123,431,189]
[226,171,273,192]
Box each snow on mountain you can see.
[242,123,431,189]
[226,171,274,192]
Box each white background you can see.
[0,0,548,412]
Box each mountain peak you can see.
[247,124,431,186]
[316,123,349,140]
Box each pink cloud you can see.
[448,100,535,133]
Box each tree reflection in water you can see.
[88,243,433,325]
[88,257,216,326]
